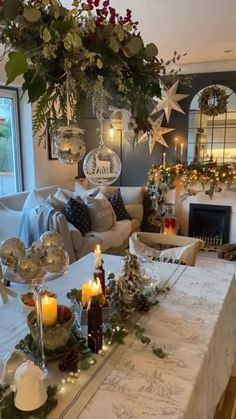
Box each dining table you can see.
[0,252,236,419]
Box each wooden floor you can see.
[215,377,236,419]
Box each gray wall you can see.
[79,71,236,186]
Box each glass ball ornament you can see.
[54,125,86,164]
[30,240,46,257]
[40,231,64,250]
[83,146,121,186]
[42,248,69,274]
[17,254,44,281]
[0,238,25,267]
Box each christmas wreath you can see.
[198,86,228,116]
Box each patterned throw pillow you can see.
[64,197,91,236]
[107,188,132,221]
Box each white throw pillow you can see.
[54,188,76,203]
[86,192,115,232]
[22,190,47,210]
[46,193,65,212]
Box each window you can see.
[187,84,236,164]
[0,88,22,195]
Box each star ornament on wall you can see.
[151,80,189,123]
[138,115,175,154]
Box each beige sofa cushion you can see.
[86,192,115,232]
[125,204,143,222]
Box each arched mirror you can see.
[187,84,236,164]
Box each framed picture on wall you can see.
[47,131,58,160]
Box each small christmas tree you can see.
[109,251,144,322]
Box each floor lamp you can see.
[109,124,123,186]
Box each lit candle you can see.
[82,279,102,307]
[174,137,178,152]
[94,244,102,268]
[41,295,57,327]
[174,137,178,161]
[180,143,184,163]
[162,152,166,168]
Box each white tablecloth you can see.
[0,254,236,419]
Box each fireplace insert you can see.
[188,203,231,246]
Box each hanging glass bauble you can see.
[54,125,86,164]
[83,146,122,186]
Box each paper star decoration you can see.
[138,114,174,154]
[151,80,189,122]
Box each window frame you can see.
[0,86,23,193]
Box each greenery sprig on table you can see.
[147,161,236,199]
[0,0,183,144]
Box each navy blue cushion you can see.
[64,197,91,236]
[107,188,131,221]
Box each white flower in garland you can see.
[138,114,174,154]
[151,80,189,122]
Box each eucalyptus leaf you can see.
[53,20,73,34]
[23,73,47,103]
[145,43,158,58]
[2,0,20,21]
[126,36,143,55]
[114,25,125,41]
[96,58,103,69]
[108,37,119,53]
[5,52,28,84]
[23,7,41,22]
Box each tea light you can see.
[41,294,57,327]
[94,244,102,268]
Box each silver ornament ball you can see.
[30,240,46,257]
[17,254,44,281]
[0,238,26,266]
[40,231,64,250]
[55,126,86,164]
[43,248,69,274]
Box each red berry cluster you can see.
[82,0,138,28]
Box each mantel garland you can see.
[0,0,183,144]
[198,86,228,117]
[147,162,236,199]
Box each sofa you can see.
[0,181,144,263]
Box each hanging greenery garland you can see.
[198,86,228,116]
[0,0,183,144]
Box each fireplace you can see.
[188,204,231,247]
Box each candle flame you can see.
[95,244,101,252]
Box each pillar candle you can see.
[41,295,57,327]
[94,244,102,268]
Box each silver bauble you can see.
[55,126,86,164]
[30,240,46,257]
[0,238,25,266]
[42,248,69,274]
[17,254,44,281]
[40,231,64,250]
[83,146,122,186]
